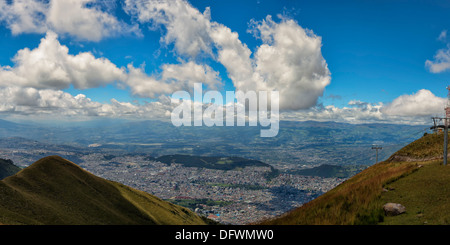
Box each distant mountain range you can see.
[0,118,429,167]
[0,156,209,225]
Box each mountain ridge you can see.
[0,117,427,167]
[0,155,208,225]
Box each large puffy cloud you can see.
[381,89,446,117]
[0,31,127,90]
[209,22,259,92]
[161,61,221,90]
[46,0,141,42]
[250,16,331,110]
[0,0,47,35]
[0,30,220,99]
[124,0,331,111]
[0,0,140,41]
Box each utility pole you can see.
[445,118,448,166]
[372,145,382,164]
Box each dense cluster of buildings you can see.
[2,146,345,225]
[79,153,344,224]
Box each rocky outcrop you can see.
[383,203,406,216]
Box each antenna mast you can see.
[444,86,450,165]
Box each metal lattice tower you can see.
[372,145,382,164]
[435,86,450,165]
[430,86,450,165]
[446,86,450,120]
[445,86,450,165]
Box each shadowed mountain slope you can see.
[0,159,21,180]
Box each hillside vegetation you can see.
[0,156,208,225]
[259,133,450,225]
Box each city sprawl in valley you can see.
[2,143,343,224]
[0,119,427,224]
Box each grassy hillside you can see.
[379,160,450,225]
[0,155,208,225]
[259,133,450,225]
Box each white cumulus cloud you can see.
[250,15,331,110]
[425,45,450,73]
[381,89,446,117]
[0,30,221,102]
[124,0,331,111]
[0,31,127,90]
[0,0,441,126]
[124,0,213,57]
[0,0,141,41]
[125,61,221,98]
[426,30,450,73]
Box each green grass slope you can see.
[259,133,450,225]
[0,155,208,225]
[379,160,450,225]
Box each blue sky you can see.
[0,0,449,124]
[187,0,450,105]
